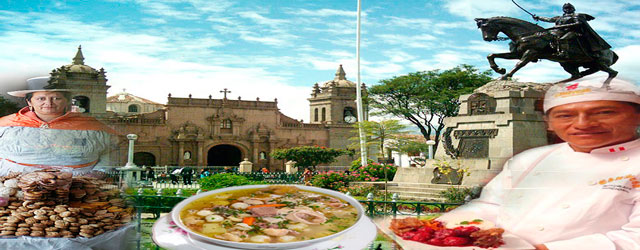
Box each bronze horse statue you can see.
[475,16,618,82]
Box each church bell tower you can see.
[48,46,110,117]
[308,65,367,125]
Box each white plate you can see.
[153,214,377,250]
[374,215,536,250]
[170,185,366,249]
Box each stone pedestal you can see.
[116,165,143,189]
[238,158,253,173]
[434,80,552,186]
[285,161,298,173]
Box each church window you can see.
[343,107,357,123]
[128,104,139,113]
[321,108,326,122]
[220,119,232,129]
[184,151,191,160]
[314,108,318,122]
[220,119,233,134]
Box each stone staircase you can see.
[386,182,468,202]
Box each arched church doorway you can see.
[133,152,156,166]
[208,144,242,166]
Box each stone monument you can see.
[392,80,552,187]
[434,80,552,185]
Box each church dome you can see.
[65,64,99,73]
[64,45,99,74]
[322,65,356,88]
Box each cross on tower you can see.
[220,88,231,99]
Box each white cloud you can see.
[237,11,289,27]
[445,0,519,20]
[408,50,484,72]
[206,16,235,25]
[286,8,356,17]
[187,0,234,13]
[363,63,405,81]
[510,60,569,83]
[382,50,416,63]
[106,66,312,121]
[614,45,640,80]
[466,40,509,54]
[0,10,313,120]
[238,31,297,47]
[375,34,437,48]
[386,16,432,28]
[134,1,201,20]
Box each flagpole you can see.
[356,0,368,166]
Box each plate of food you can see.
[152,213,377,250]
[376,214,534,250]
[170,185,367,249]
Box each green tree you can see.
[0,96,19,117]
[368,65,492,155]
[349,120,407,160]
[270,146,352,169]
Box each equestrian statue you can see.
[475,2,618,83]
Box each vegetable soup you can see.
[179,186,359,243]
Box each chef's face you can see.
[27,91,68,118]
[546,100,640,153]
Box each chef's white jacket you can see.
[441,139,640,250]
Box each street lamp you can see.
[426,140,436,159]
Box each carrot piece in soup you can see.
[243,217,256,226]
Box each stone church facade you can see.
[46,47,366,170]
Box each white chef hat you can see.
[543,76,640,112]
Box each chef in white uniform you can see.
[440,75,640,250]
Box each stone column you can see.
[268,141,276,170]
[197,141,204,166]
[125,134,138,167]
[252,141,259,163]
[178,141,184,166]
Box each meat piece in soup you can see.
[180,186,359,243]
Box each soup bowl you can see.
[170,184,366,249]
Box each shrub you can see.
[311,171,351,191]
[271,146,352,169]
[199,173,257,191]
[350,158,376,171]
[125,188,199,196]
[343,184,380,197]
[440,187,472,203]
[351,162,397,181]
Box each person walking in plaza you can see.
[145,166,154,181]
[170,167,182,185]
[302,168,313,186]
[181,166,193,185]
[440,76,640,250]
[199,168,210,179]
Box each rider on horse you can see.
[533,3,610,58]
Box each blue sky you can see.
[0,0,638,121]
